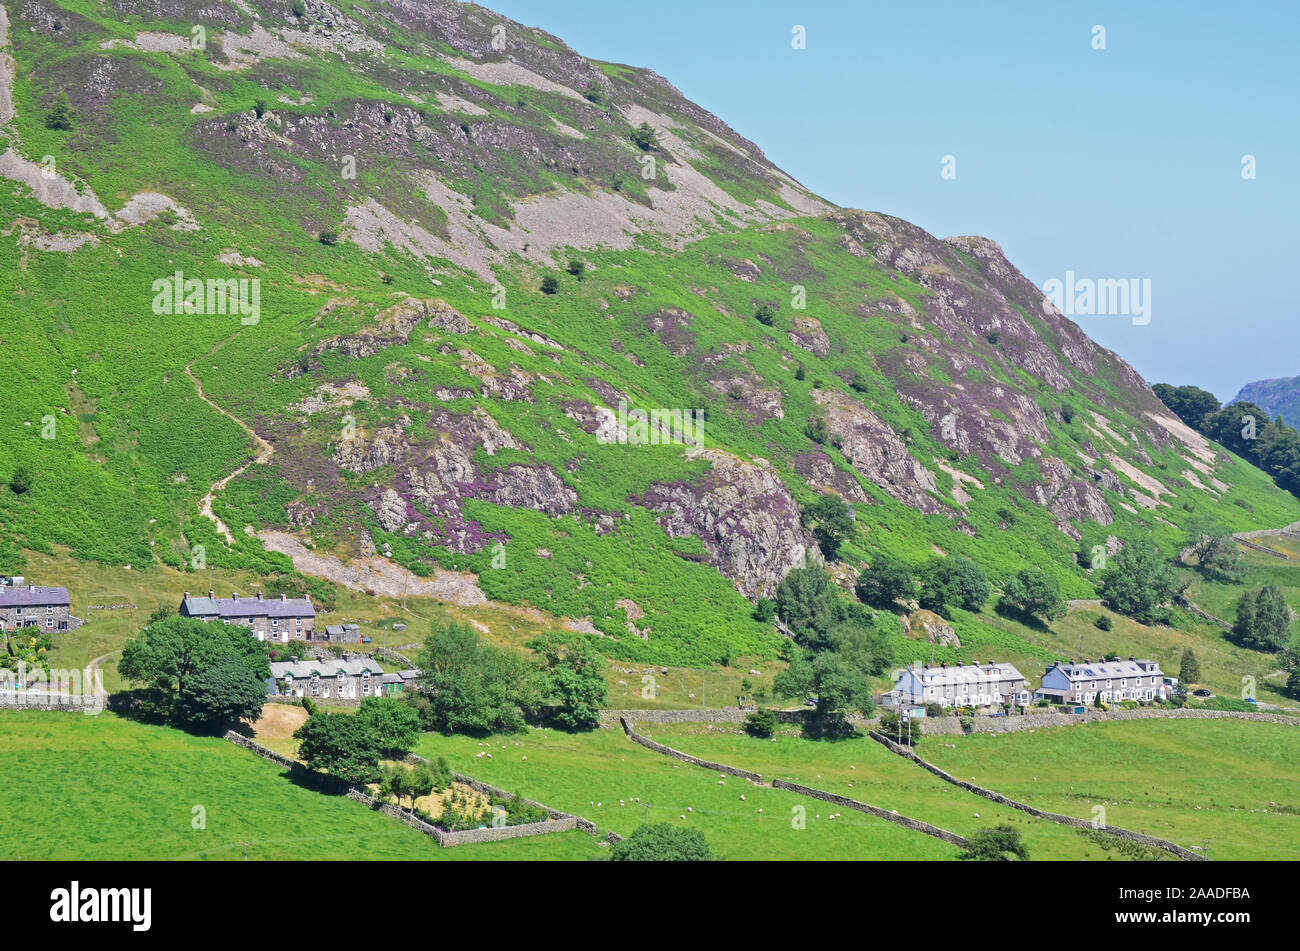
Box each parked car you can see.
[1193,688,1212,697]
[804,697,818,707]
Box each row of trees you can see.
[411,623,608,734]
[1155,384,1300,498]
[854,551,1066,624]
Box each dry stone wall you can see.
[869,731,1206,860]
[224,732,599,846]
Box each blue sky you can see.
[490,0,1298,402]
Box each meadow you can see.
[0,710,602,861]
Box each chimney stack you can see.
[280,593,286,602]
[209,589,214,599]
[184,591,190,599]
[257,591,263,602]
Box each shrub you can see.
[583,81,605,105]
[254,98,267,118]
[924,702,943,718]
[754,303,777,326]
[744,709,778,738]
[630,121,657,151]
[566,258,586,280]
[9,464,33,495]
[960,825,1029,861]
[44,91,75,131]
[609,823,714,861]
[1094,614,1113,631]
[292,0,306,16]
[317,230,338,246]
[855,553,916,608]
[540,275,559,295]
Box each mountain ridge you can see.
[2,0,1299,668]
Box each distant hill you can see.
[1232,376,1300,426]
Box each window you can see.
[47,606,54,614]
[310,683,319,697]
[46,619,53,628]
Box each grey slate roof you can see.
[1056,659,1162,681]
[270,658,384,679]
[0,586,71,608]
[183,593,315,619]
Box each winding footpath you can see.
[185,346,274,545]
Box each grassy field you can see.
[416,724,965,860]
[917,718,1300,860]
[0,710,603,861]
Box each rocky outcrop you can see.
[786,315,831,357]
[634,449,810,600]
[314,298,461,360]
[813,390,943,515]
[902,609,960,647]
[1025,456,1114,538]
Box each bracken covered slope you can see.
[2,0,1298,666]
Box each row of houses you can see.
[267,655,419,700]
[885,656,1171,711]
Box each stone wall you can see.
[916,706,1300,736]
[0,694,103,713]
[769,779,968,848]
[619,717,763,781]
[869,731,1206,860]
[618,718,967,849]
[222,731,600,846]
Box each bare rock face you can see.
[374,487,409,531]
[335,419,411,474]
[634,448,810,600]
[1026,456,1114,536]
[482,464,577,515]
[315,298,459,359]
[902,609,961,648]
[644,307,696,357]
[814,390,944,515]
[786,315,831,357]
[793,451,870,503]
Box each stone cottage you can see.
[180,589,316,643]
[267,655,385,701]
[0,580,83,633]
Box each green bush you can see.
[744,709,778,738]
[540,275,559,295]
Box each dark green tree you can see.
[774,565,836,640]
[998,568,1066,623]
[1234,584,1293,652]
[1098,539,1182,622]
[918,556,990,616]
[44,91,74,131]
[118,615,271,720]
[744,709,778,738]
[9,464,32,495]
[174,656,266,730]
[630,121,657,151]
[357,695,422,757]
[855,553,916,608]
[540,275,559,295]
[1178,647,1201,685]
[1152,383,1222,431]
[293,712,380,785]
[803,493,855,560]
[529,633,607,729]
[415,623,537,734]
